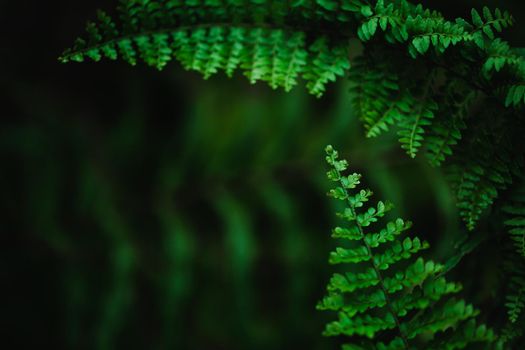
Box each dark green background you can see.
[2,1,524,349]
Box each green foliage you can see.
[318,146,497,349]
[446,113,523,230]
[503,186,525,259]
[501,249,525,349]
[60,1,353,97]
[505,258,525,325]
[61,0,525,230]
[502,186,525,326]
[424,80,473,168]
[57,1,525,348]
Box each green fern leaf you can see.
[503,186,525,258]
[425,81,474,167]
[60,1,354,96]
[319,145,497,349]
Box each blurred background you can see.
[2,1,524,349]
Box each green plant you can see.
[319,145,498,349]
[502,186,525,327]
[61,0,524,231]
[60,0,525,347]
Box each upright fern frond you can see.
[318,145,496,349]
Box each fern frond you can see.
[447,115,523,230]
[469,7,514,45]
[319,145,496,349]
[60,1,354,96]
[407,15,467,57]
[426,319,498,350]
[424,80,474,167]
[349,55,401,138]
[506,273,525,324]
[62,1,525,103]
[502,252,525,328]
[500,321,523,344]
[349,53,438,160]
[396,89,438,159]
[502,186,525,324]
[505,84,525,108]
[503,186,525,258]
[63,1,525,229]
[483,39,523,77]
